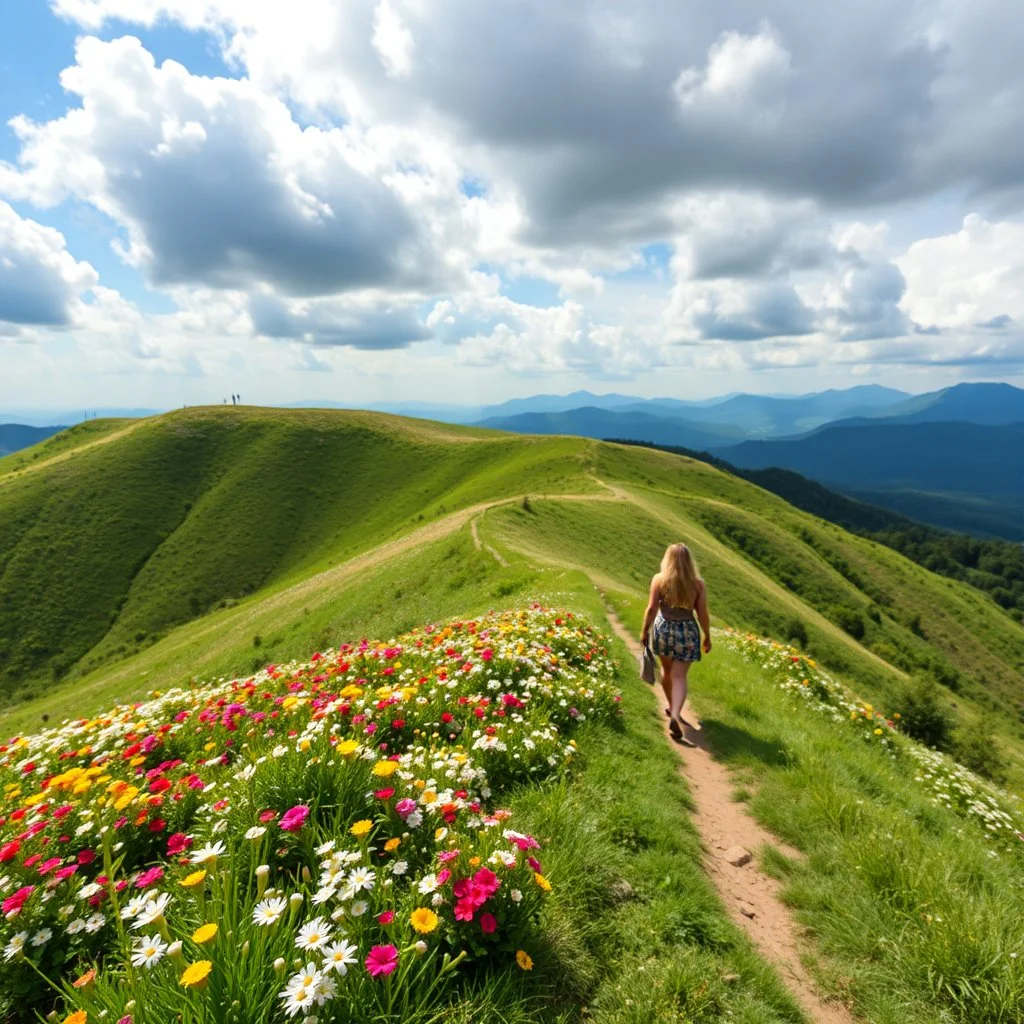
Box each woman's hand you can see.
[641,630,649,647]
[702,634,712,654]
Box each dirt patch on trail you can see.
[604,606,856,1024]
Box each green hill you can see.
[1,406,1022,789]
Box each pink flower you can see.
[365,944,399,978]
[134,867,164,889]
[528,856,542,873]
[394,798,417,818]
[437,850,460,864]
[436,869,451,885]
[374,788,395,801]
[376,910,395,925]
[166,833,191,856]
[279,805,310,832]
[259,809,278,823]
[480,912,497,934]
[453,898,476,922]
[2,885,33,917]
[37,857,61,876]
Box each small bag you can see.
[640,643,656,684]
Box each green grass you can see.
[2,407,1021,786]
[3,406,1024,1022]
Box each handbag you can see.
[640,643,656,684]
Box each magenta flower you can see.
[394,798,417,818]
[365,944,399,978]
[480,912,497,934]
[279,805,310,832]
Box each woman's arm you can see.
[641,575,660,645]
[695,580,712,652]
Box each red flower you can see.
[0,840,20,863]
[374,788,395,801]
[259,809,278,822]
[376,910,395,925]
[480,912,497,934]
[166,833,192,856]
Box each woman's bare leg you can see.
[658,656,673,709]
[669,660,691,725]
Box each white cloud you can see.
[898,214,1024,329]
[0,201,98,329]
[372,0,414,77]
[673,22,792,115]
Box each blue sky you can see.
[1,0,1023,414]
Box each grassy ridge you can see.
[0,407,1021,781]
[0,408,594,701]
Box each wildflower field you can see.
[0,607,620,1024]
[717,629,1024,851]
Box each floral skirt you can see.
[651,614,701,662]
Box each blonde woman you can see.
[641,543,712,745]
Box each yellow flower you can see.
[516,950,534,970]
[336,739,359,757]
[421,790,437,805]
[350,819,373,838]
[533,872,552,892]
[469,856,481,867]
[192,923,218,944]
[180,960,213,989]
[384,838,401,853]
[64,1011,88,1024]
[410,908,439,934]
[372,761,399,778]
[874,728,883,736]
[180,870,207,889]
[203,741,217,752]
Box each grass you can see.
[3,405,1024,1021]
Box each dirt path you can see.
[603,606,855,1024]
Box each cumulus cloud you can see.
[248,292,430,349]
[0,36,455,298]
[0,201,97,329]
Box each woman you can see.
[641,543,712,744]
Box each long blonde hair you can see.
[658,543,701,608]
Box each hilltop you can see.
[1,405,1021,787]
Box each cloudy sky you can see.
[2,0,1024,412]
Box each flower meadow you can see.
[717,628,1024,850]
[0,607,620,1024]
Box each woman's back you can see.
[656,575,698,620]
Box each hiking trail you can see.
[603,604,856,1024]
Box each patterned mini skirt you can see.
[651,614,701,662]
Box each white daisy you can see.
[322,939,358,976]
[312,972,338,1004]
[29,929,51,947]
[279,985,315,1018]
[84,912,106,933]
[252,897,288,926]
[190,841,226,865]
[315,840,336,856]
[2,932,27,961]
[417,873,439,894]
[391,860,408,876]
[286,962,322,992]
[66,918,86,935]
[346,867,375,893]
[295,917,332,951]
[245,826,266,841]
[131,934,167,968]
[311,886,336,906]
[349,900,368,917]
[132,893,171,928]
[120,895,148,920]
[79,882,103,900]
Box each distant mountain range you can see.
[0,424,66,456]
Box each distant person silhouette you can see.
[641,543,712,746]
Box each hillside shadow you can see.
[690,717,792,768]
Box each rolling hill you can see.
[1,405,1021,785]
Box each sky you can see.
[2,0,1024,414]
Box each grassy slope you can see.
[0,407,595,701]
[3,413,1024,1021]
[1,411,1021,782]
